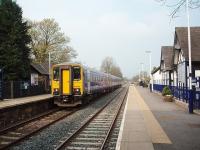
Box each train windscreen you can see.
[53,67,59,80]
[73,67,81,80]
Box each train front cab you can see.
[52,64,84,107]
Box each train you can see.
[51,62,122,107]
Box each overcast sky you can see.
[17,0,200,78]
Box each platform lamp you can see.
[140,62,144,81]
[186,0,193,113]
[138,67,141,82]
[145,51,153,91]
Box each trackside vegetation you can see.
[0,0,31,80]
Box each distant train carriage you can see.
[51,62,122,107]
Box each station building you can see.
[173,27,200,89]
[152,27,200,106]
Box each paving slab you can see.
[116,85,155,150]
[136,86,200,150]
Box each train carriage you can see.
[51,62,122,107]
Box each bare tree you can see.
[111,65,123,78]
[132,71,149,83]
[156,0,200,18]
[100,56,114,74]
[100,57,123,77]
[28,18,77,64]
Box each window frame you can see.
[53,67,60,81]
[73,66,81,80]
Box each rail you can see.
[55,87,128,150]
[0,108,77,150]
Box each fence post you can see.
[0,81,3,100]
[150,84,152,92]
[10,81,14,99]
[0,69,3,100]
[189,85,195,114]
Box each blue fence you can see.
[153,84,200,111]
[193,89,200,110]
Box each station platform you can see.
[0,94,52,110]
[0,94,53,131]
[116,85,200,150]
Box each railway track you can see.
[55,87,128,150]
[0,107,77,150]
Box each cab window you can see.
[53,67,59,80]
[73,67,81,80]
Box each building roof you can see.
[175,27,200,61]
[160,46,174,71]
[31,62,49,75]
[151,66,160,75]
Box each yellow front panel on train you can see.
[62,69,70,95]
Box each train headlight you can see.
[53,88,59,95]
[73,88,81,95]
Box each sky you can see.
[17,0,200,78]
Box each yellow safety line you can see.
[133,86,172,144]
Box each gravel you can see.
[11,88,123,150]
[63,87,128,150]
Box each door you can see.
[62,69,71,95]
[87,69,91,94]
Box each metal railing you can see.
[153,84,200,111]
[1,81,50,99]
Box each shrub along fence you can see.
[2,81,50,99]
[153,84,200,112]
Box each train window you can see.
[53,67,59,80]
[73,67,81,80]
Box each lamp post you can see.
[186,0,193,113]
[145,51,153,91]
[186,0,192,90]
[139,67,141,82]
[140,62,144,81]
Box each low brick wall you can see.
[0,98,54,131]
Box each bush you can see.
[162,86,172,96]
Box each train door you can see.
[61,69,71,95]
[87,69,91,94]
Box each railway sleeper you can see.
[92,120,113,124]
[78,133,105,138]
[93,118,114,121]
[68,141,102,147]
[89,122,111,126]
[0,135,19,140]
[91,120,112,123]
[0,141,10,146]
[75,137,104,142]
[81,130,107,134]
[66,146,99,150]
[86,125,110,128]
[109,137,118,141]
[84,127,109,131]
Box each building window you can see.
[31,73,38,85]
